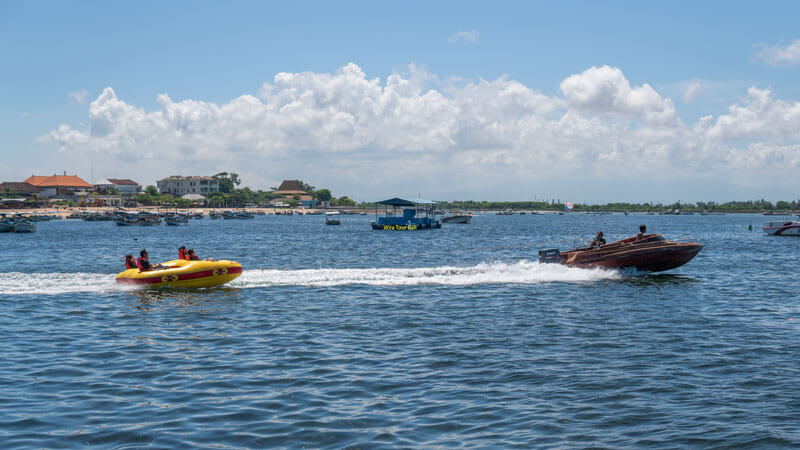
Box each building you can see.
[94,178,142,195]
[24,174,93,198]
[0,182,42,197]
[273,179,316,208]
[157,175,219,197]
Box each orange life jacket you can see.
[179,248,188,260]
[125,259,137,269]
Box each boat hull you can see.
[557,234,703,272]
[116,259,243,288]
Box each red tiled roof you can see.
[24,174,93,188]
[107,178,139,185]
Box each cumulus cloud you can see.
[448,30,479,43]
[69,89,89,104]
[560,65,678,125]
[38,63,800,200]
[753,39,800,66]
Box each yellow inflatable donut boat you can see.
[116,259,243,288]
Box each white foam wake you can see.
[0,272,120,295]
[0,261,619,295]
[230,260,619,288]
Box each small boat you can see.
[115,216,137,226]
[763,221,800,236]
[0,220,13,232]
[164,215,189,226]
[496,210,514,215]
[116,259,243,288]
[539,233,702,272]
[209,211,221,219]
[441,211,472,224]
[325,211,341,225]
[12,221,36,233]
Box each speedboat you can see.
[116,259,243,288]
[539,234,702,272]
[763,220,800,236]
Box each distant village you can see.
[0,173,355,209]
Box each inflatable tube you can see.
[116,259,243,288]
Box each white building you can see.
[157,176,219,196]
[94,178,142,195]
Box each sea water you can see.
[1,213,798,447]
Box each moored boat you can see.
[539,233,702,272]
[116,259,243,288]
[441,213,472,224]
[12,221,36,233]
[371,197,441,230]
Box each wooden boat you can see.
[12,221,36,233]
[539,234,702,272]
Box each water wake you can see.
[0,261,619,295]
[231,260,619,288]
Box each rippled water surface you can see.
[1,213,798,448]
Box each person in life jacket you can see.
[178,246,188,260]
[124,254,137,270]
[187,249,200,261]
[137,249,153,271]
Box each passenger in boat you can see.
[178,246,188,260]
[187,248,215,261]
[137,249,153,271]
[124,254,137,270]
[591,231,606,248]
[187,248,200,261]
[636,224,647,240]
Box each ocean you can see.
[1,212,798,448]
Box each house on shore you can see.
[94,178,142,195]
[24,174,93,199]
[157,176,219,197]
[273,180,317,208]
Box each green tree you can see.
[144,185,159,196]
[335,196,355,206]
[213,172,241,194]
[315,188,332,203]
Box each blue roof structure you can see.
[376,197,437,206]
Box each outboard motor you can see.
[538,248,561,264]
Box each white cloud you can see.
[38,63,800,201]
[69,89,89,104]
[753,39,800,66]
[683,79,701,103]
[559,65,678,125]
[448,30,480,43]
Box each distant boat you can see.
[12,220,36,233]
[325,211,341,225]
[497,210,514,215]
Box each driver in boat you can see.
[636,224,646,240]
[591,231,606,248]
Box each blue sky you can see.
[2,1,800,202]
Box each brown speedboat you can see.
[539,234,703,272]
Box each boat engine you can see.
[538,248,561,263]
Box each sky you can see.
[2,0,800,203]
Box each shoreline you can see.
[1,205,795,219]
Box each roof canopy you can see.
[376,197,437,206]
[24,175,92,188]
